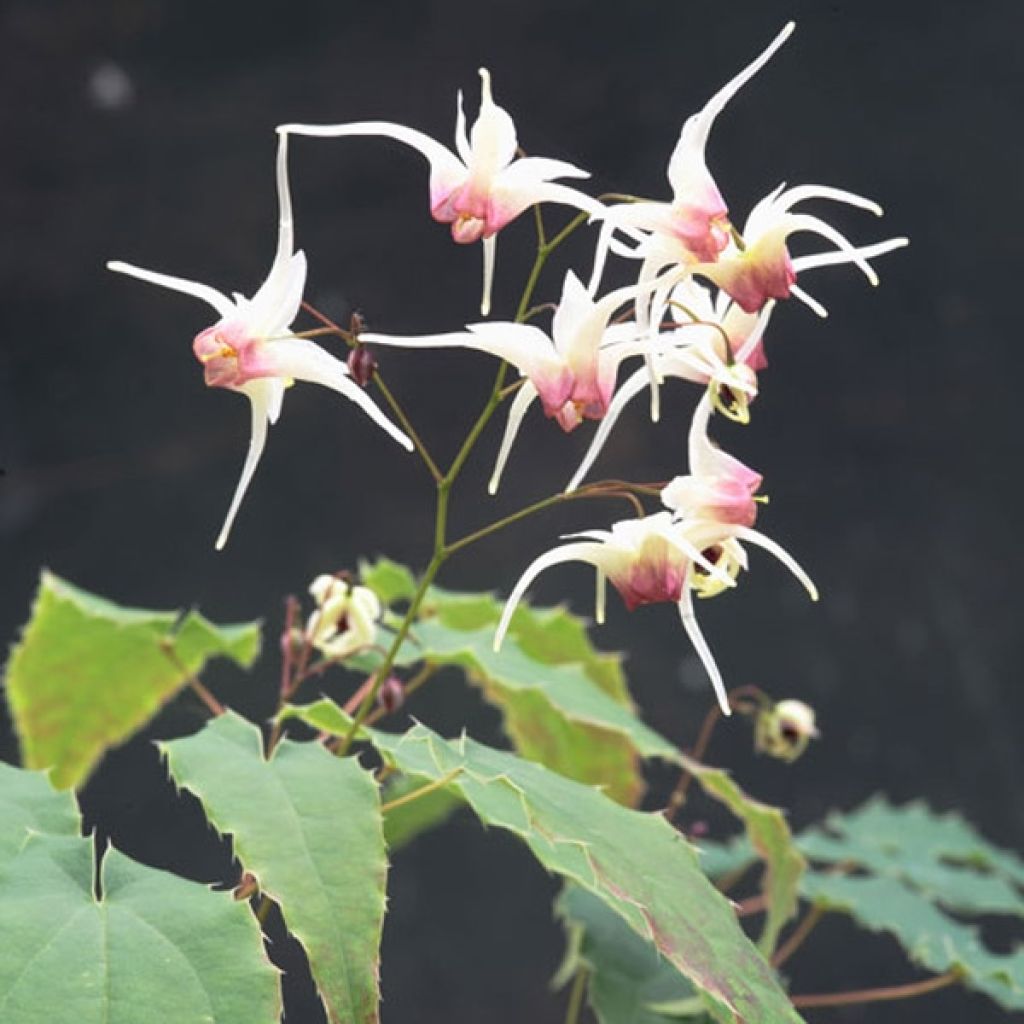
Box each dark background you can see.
[2,1,1022,1021]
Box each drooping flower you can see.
[694,183,909,315]
[755,698,819,761]
[499,397,817,714]
[565,280,771,492]
[280,69,605,316]
[107,130,412,549]
[587,23,796,295]
[307,574,382,661]
[363,270,656,492]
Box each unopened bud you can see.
[377,676,405,714]
[347,345,377,387]
[280,627,305,658]
[755,699,819,762]
[349,311,366,336]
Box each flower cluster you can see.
[108,23,905,712]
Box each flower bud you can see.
[347,345,378,387]
[280,626,305,658]
[377,676,405,714]
[755,698,819,762]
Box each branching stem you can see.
[790,970,960,1009]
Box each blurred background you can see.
[2,0,1022,1020]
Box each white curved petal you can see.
[106,261,235,319]
[732,525,819,601]
[792,236,909,274]
[565,366,648,492]
[778,183,883,217]
[215,380,275,550]
[491,178,606,228]
[488,382,538,495]
[279,120,466,183]
[481,234,496,317]
[494,541,609,650]
[246,250,308,338]
[455,90,471,164]
[364,322,559,383]
[497,155,591,187]
[467,68,518,182]
[790,283,828,317]
[678,574,730,715]
[669,22,795,187]
[786,213,881,285]
[261,338,412,450]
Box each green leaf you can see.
[161,713,387,1024]
[0,759,80,865]
[556,884,713,1024]
[683,761,804,955]
[4,571,260,789]
[359,557,418,605]
[0,832,279,1024]
[799,798,1024,916]
[694,836,756,881]
[801,872,1024,1009]
[381,774,462,852]
[357,721,803,1023]
[381,615,672,805]
[797,798,1024,1010]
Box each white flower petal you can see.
[792,236,909,275]
[467,68,518,182]
[488,382,538,495]
[279,119,466,192]
[778,183,883,217]
[106,260,235,319]
[215,379,275,550]
[678,574,730,715]
[732,524,819,601]
[668,22,795,191]
[261,338,412,450]
[495,541,609,650]
[481,234,496,316]
[565,366,648,492]
[455,90,472,164]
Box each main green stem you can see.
[337,214,579,754]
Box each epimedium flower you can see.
[363,270,658,493]
[565,279,771,492]
[498,396,817,714]
[587,22,796,296]
[307,574,382,661]
[693,182,910,316]
[279,68,606,317]
[107,130,413,549]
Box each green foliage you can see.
[380,774,463,852]
[4,571,260,789]
[359,557,418,605]
[161,713,387,1024]
[0,762,278,1023]
[682,761,804,955]
[357,566,676,805]
[310,714,803,1023]
[798,798,1024,1010]
[0,759,79,864]
[555,885,714,1024]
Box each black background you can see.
[2,1,1022,1021]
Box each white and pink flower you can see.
[108,131,412,549]
[363,270,656,492]
[280,69,605,316]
